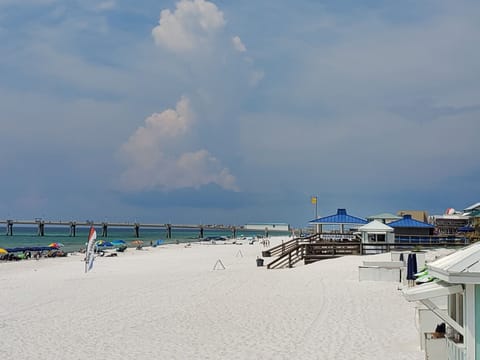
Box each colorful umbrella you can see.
[48,242,64,249]
[0,248,8,254]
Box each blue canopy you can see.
[154,239,165,246]
[388,215,434,228]
[111,239,126,245]
[309,209,367,225]
[5,246,54,253]
[458,225,474,232]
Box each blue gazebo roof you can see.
[309,209,368,225]
[387,215,434,228]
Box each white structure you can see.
[358,220,395,244]
[404,242,480,360]
[244,223,290,232]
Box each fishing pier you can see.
[0,219,241,239]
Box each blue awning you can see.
[309,209,367,225]
[388,215,434,228]
[458,225,474,232]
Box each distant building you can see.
[367,213,402,224]
[244,223,290,232]
[430,214,469,235]
[464,202,480,213]
[397,210,429,223]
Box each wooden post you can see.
[288,252,292,268]
[232,227,236,239]
[199,226,204,239]
[167,224,172,239]
[134,223,140,238]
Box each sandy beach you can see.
[0,237,424,360]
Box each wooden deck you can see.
[263,234,469,269]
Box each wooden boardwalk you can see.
[263,233,469,269]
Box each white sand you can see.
[0,237,424,360]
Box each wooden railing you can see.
[262,235,470,269]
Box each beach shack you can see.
[404,242,480,360]
[358,220,395,244]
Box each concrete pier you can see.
[0,219,243,239]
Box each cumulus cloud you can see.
[232,35,246,52]
[119,97,238,192]
[152,0,225,52]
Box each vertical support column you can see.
[134,223,140,238]
[166,224,172,239]
[102,223,108,237]
[6,220,13,236]
[70,222,76,237]
[465,284,475,360]
[199,226,204,239]
[37,221,45,236]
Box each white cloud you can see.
[119,97,238,192]
[232,35,246,52]
[96,0,116,11]
[152,0,225,52]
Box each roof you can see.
[387,215,434,228]
[464,202,480,212]
[465,209,480,217]
[428,242,480,284]
[367,213,402,221]
[403,280,463,301]
[358,220,394,233]
[309,208,367,225]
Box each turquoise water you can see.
[0,225,287,253]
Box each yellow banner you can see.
[311,196,317,205]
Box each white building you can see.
[244,223,290,232]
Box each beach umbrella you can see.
[48,242,64,249]
[155,239,165,246]
[96,240,113,247]
[111,240,126,246]
[0,248,8,254]
[406,253,418,281]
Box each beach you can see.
[0,237,424,360]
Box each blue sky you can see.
[0,0,479,227]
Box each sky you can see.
[0,0,479,228]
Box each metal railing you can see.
[446,337,466,360]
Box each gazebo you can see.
[309,208,367,240]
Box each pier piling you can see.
[69,222,76,237]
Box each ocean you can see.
[0,225,288,253]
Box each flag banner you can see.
[85,226,97,273]
[311,196,317,205]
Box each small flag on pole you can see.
[311,196,317,205]
[85,226,97,273]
